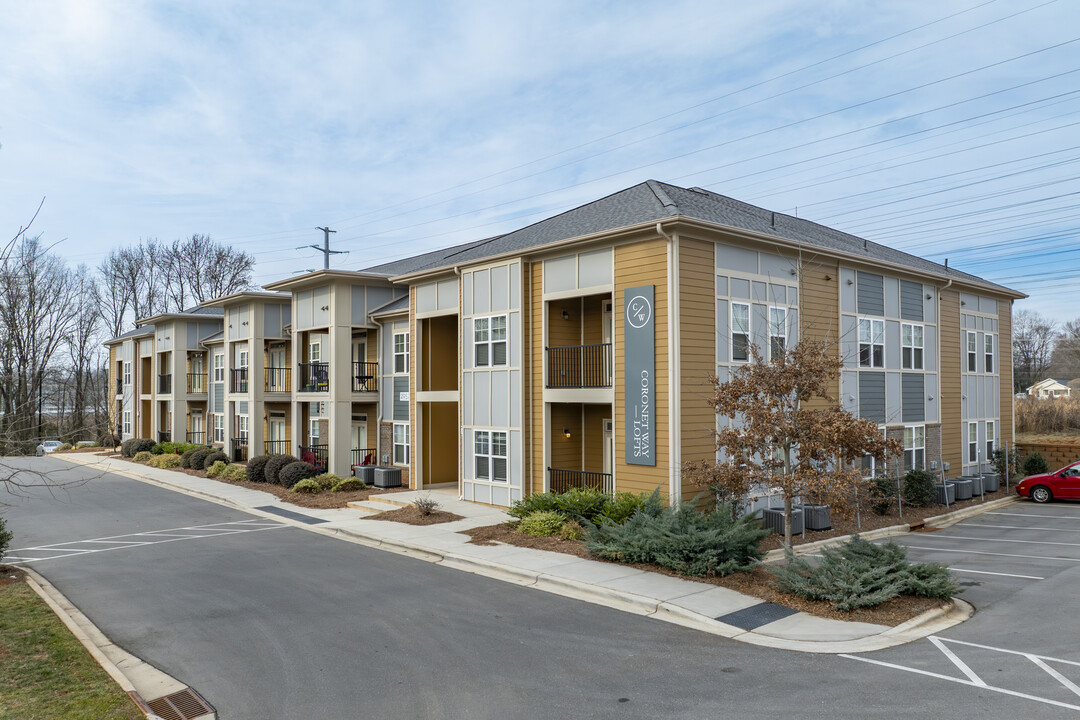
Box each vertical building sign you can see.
[624,285,655,466]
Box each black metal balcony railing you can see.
[158,373,173,394]
[548,467,614,494]
[232,435,248,463]
[187,431,206,445]
[546,343,612,389]
[351,447,377,467]
[157,431,171,443]
[264,439,292,456]
[300,444,329,469]
[264,367,291,393]
[230,368,248,394]
[352,362,379,392]
[186,373,207,394]
[299,363,329,392]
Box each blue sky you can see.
[1,0,1076,321]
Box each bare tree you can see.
[64,264,103,440]
[1049,319,1080,379]
[1013,309,1057,392]
[164,234,255,307]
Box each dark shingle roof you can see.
[369,295,409,316]
[110,325,155,341]
[181,304,224,316]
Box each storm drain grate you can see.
[253,505,328,524]
[146,688,214,720]
[716,602,799,631]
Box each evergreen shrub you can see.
[221,465,249,482]
[313,473,342,490]
[508,488,661,525]
[901,469,937,507]
[246,455,272,483]
[132,451,153,463]
[331,477,365,492]
[187,449,212,471]
[992,447,1023,481]
[264,455,299,486]
[147,454,182,469]
[518,510,565,537]
[291,478,322,494]
[199,451,229,470]
[769,535,959,611]
[279,461,317,489]
[206,461,227,478]
[56,443,73,452]
[0,516,12,563]
[180,448,200,468]
[868,475,897,515]
[559,520,585,541]
[151,441,200,455]
[98,433,121,448]
[1023,452,1049,477]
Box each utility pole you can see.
[302,226,346,270]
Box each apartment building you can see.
[106,180,1022,507]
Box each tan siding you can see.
[521,262,532,496]
[799,257,840,411]
[998,300,1014,442]
[679,237,715,501]
[614,238,669,498]
[549,404,582,469]
[408,288,417,489]
[583,404,609,473]
[940,289,962,473]
[530,261,545,495]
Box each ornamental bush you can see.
[508,488,661,525]
[246,455,272,483]
[264,455,299,486]
[56,443,73,452]
[291,478,322,494]
[98,433,121,448]
[992,447,1023,481]
[180,448,200,468]
[585,501,768,577]
[313,473,342,490]
[147,453,183,469]
[559,520,585,541]
[132,451,153,463]
[1023,452,1049,477]
[769,535,959,611]
[868,475,897,515]
[278,461,318,489]
[902,469,937,507]
[518,511,565,537]
[151,441,200,456]
[221,465,249,482]
[331,477,365,492]
[199,451,229,470]
[187,448,212,471]
[206,461,228,478]
[121,438,154,458]
[0,516,12,564]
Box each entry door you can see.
[352,421,369,463]
[269,419,285,443]
[603,419,614,475]
[602,302,613,343]
[191,355,204,393]
[191,412,203,442]
[268,348,285,390]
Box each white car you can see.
[35,440,63,456]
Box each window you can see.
[986,421,995,464]
[967,332,977,372]
[123,410,131,435]
[984,334,994,373]
[731,303,750,362]
[309,341,321,363]
[393,332,409,374]
[213,353,225,382]
[769,307,786,360]
[393,423,409,465]
[859,318,884,368]
[904,425,925,471]
[474,430,508,482]
[968,422,979,463]
[901,323,924,370]
[238,415,249,440]
[213,414,224,442]
[123,362,131,385]
[474,315,508,367]
[310,419,319,441]
[238,349,249,368]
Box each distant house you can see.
[1027,378,1073,399]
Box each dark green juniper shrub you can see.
[769,535,959,612]
[584,501,768,578]
[901,469,937,508]
[264,455,299,486]
[246,455,272,483]
[1023,451,1049,477]
[0,516,12,563]
[509,488,661,525]
[151,441,200,456]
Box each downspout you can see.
[657,222,680,505]
[375,315,385,466]
[454,266,464,499]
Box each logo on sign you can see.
[627,295,652,329]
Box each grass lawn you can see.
[0,571,142,720]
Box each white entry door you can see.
[268,348,286,390]
[191,412,204,443]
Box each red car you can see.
[1017,461,1080,503]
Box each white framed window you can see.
[238,349,249,368]
[393,332,409,374]
[901,323,924,370]
[213,414,224,442]
[768,307,786,360]
[860,426,887,478]
[309,341,321,363]
[966,332,977,373]
[123,410,131,435]
[904,425,925,471]
[123,362,131,385]
[310,418,320,441]
[393,423,409,465]
[859,318,884,368]
[731,302,750,362]
[984,334,994,373]
[968,422,978,463]
[474,315,508,367]
[213,352,225,382]
[237,415,249,440]
[986,420,995,463]
[474,430,508,483]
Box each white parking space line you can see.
[962,523,1080,533]
[912,534,1080,549]
[948,567,1044,580]
[929,636,985,685]
[903,545,1080,563]
[987,511,1080,520]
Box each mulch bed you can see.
[0,565,27,586]
[460,520,950,626]
[363,507,464,525]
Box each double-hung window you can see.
[309,418,319,442]
[769,308,786,360]
[393,423,409,465]
[984,334,994,373]
[309,342,321,364]
[858,318,884,368]
[968,422,978,463]
[393,332,409,373]
[123,362,131,386]
[901,323,924,370]
[474,316,508,367]
[213,414,224,442]
[860,426,886,478]
[474,430,508,482]
[123,410,131,435]
[731,303,750,362]
[238,415,249,441]
[986,421,995,464]
[904,425,925,471]
[213,353,225,382]
[967,332,977,372]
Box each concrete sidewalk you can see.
[59,453,973,654]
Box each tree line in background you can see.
[0,205,255,454]
[1013,308,1080,393]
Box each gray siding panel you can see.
[902,373,925,422]
[841,371,858,415]
[716,299,729,363]
[886,321,900,369]
[841,315,858,368]
[886,372,901,424]
[859,372,886,423]
[840,268,857,313]
[393,377,409,421]
[751,303,767,356]
[856,271,884,316]
[925,373,938,423]
[884,276,899,319]
[900,280,923,321]
[716,243,758,274]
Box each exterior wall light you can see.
[562,310,569,320]
[563,428,571,439]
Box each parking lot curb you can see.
[924,495,1018,528]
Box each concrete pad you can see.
[752,611,888,641]
[664,585,763,617]
[595,570,717,602]
[539,558,645,584]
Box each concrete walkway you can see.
[59,453,977,654]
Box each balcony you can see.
[352,362,378,392]
[230,368,249,394]
[351,447,377,467]
[546,344,612,388]
[232,435,248,462]
[157,431,171,443]
[548,467,613,494]
[158,373,173,394]
[115,378,122,395]
[187,431,207,445]
[299,363,329,393]
[300,444,328,470]
[265,367,291,393]
[264,439,292,456]
[186,373,207,394]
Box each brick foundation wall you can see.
[379,421,411,486]
[883,423,944,478]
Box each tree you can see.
[1013,309,1056,392]
[1049,319,1080,379]
[687,338,901,551]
